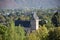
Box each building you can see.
[15,12,40,33]
[30,12,39,30]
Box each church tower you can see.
[30,12,39,30]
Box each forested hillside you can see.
[0,8,60,40]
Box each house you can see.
[15,12,39,33]
[15,12,47,32]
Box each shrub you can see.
[28,31,38,40]
[0,24,7,40]
[48,27,60,40]
[5,20,25,40]
[36,25,48,40]
[0,19,25,40]
[27,25,48,40]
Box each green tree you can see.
[48,27,60,40]
[5,20,25,40]
[0,24,7,40]
[27,25,48,40]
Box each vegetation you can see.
[0,8,60,40]
[27,25,48,40]
[48,27,60,40]
[0,22,60,40]
[0,20,25,40]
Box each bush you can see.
[36,25,48,40]
[48,27,60,40]
[5,20,25,40]
[28,31,38,40]
[27,25,48,40]
[0,20,25,40]
[0,24,7,40]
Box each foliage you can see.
[36,25,48,40]
[0,9,60,40]
[5,20,25,40]
[0,19,60,40]
[0,20,25,40]
[20,15,30,21]
[48,27,60,40]
[28,31,38,40]
[0,24,7,40]
[27,25,48,40]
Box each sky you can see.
[0,0,60,9]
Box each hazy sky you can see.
[0,0,60,9]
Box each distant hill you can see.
[0,0,60,9]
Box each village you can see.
[0,9,60,40]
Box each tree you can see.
[0,24,7,40]
[27,25,48,40]
[51,11,59,27]
[5,20,25,40]
[48,27,60,40]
